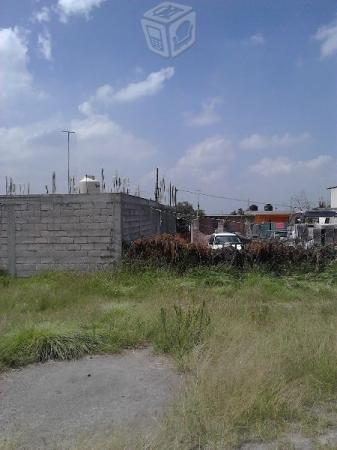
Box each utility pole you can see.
[62,130,76,194]
[155,168,159,202]
[52,171,56,194]
[196,190,201,218]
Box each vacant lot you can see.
[1,264,337,448]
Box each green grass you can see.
[2,265,337,448]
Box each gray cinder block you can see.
[0,193,175,276]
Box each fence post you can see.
[191,218,200,244]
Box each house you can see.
[288,185,337,245]
[190,214,246,244]
[327,186,337,209]
[245,210,293,239]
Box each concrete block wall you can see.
[0,204,9,274]
[0,193,175,277]
[121,194,175,242]
[0,194,122,277]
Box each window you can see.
[213,235,241,245]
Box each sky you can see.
[0,0,336,213]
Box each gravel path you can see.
[0,348,180,449]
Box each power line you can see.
[177,188,292,209]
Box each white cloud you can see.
[78,100,94,116]
[113,67,175,102]
[185,97,222,127]
[70,114,156,161]
[57,0,106,22]
[250,155,332,176]
[250,157,293,175]
[0,27,33,103]
[33,0,106,24]
[176,136,233,170]
[314,18,337,58]
[170,136,234,186]
[32,6,51,23]
[240,132,310,150]
[79,67,175,114]
[0,115,157,193]
[302,154,332,170]
[38,29,52,60]
[0,115,155,164]
[248,33,265,46]
[0,119,60,164]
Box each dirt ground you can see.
[0,348,180,449]
[3,347,337,450]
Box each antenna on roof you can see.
[61,130,76,194]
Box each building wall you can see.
[253,214,290,224]
[0,193,175,277]
[191,217,247,245]
[121,194,175,242]
[330,188,337,209]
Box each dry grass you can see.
[2,266,337,448]
[126,234,337,273]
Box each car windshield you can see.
[275,232,287,238]
[213,236,241,244]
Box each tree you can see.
[264,203,273,211]
[318,197,327,209]
[176,201,194,217]
[248,204,258,211]
[176,201,204,233]
[291,191,311,211]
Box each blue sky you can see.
[0,0,336,212]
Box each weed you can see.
[2,266,337,448]
[154,301,210,358]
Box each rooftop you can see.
[245,210,293,216]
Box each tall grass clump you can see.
[0,329,101,368]
[0,311,153,370]
[153,301,210,359]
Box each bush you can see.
[125,234,337,273]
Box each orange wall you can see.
[254,214,290,224]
